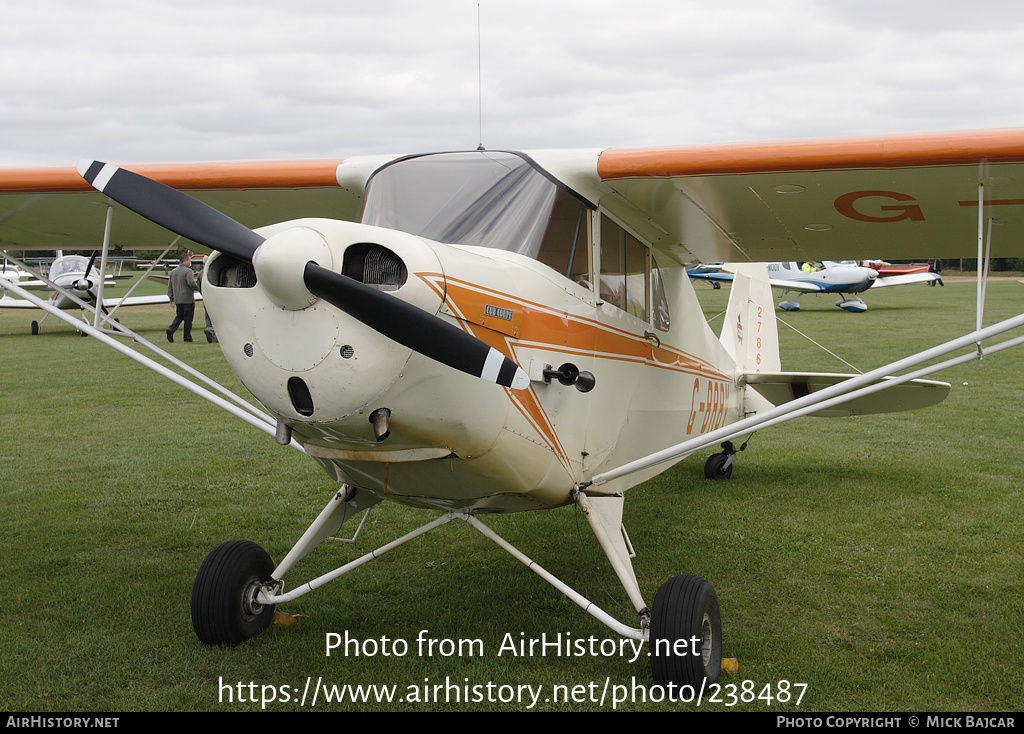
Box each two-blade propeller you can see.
[76,160,529,391]
[74,250,109,315]
[76,251,98,292]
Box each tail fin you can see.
[719,264,781,374]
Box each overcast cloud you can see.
[2,0,1023,165]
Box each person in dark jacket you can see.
[166,252,199,342]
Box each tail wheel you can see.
[650,574,722,688]
[191,540,276,646]
[704,452,733,480]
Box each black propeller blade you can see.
[76,160,265,261]
[77,160,529,390]
[303,262,527,389]
[83,250,97,279]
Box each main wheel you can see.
[704,452,733,480]
[650,574,722,688]
[191,540,276,646]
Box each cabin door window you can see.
[599,214,648,321]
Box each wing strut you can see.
[0,274,302,452]
[585,312,1024,489]
[92,204,112,330]
[977,182,992,347]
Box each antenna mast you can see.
[477,3,484,150]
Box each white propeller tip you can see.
[77,160,118,192]
[510,368,531,391]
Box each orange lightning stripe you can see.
[417,273,730,477]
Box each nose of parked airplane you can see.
[203,219,456,422]
[76,159,529,394]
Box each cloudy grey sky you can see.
[2,0,1023,166]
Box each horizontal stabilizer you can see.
[743,372,950,417]
[873,272,942,288]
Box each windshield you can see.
[49,256,89,279]
[361,152,591,273]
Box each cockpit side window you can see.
[651,254,671,332]
[599,214,648,321]
[536,191,590,285]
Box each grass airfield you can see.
[0,276,1021,712]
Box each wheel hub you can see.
[701,612,714,667]
[240,577,265,621]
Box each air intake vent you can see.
[342,244,407,291]
[287,377,314,416]
[210,255,257,288]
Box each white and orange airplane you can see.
[0,129,1022,690]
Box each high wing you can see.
[0,159,371,250]
[2,129,1024,264]
[556,127,1024,263]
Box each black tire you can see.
[191,540,276,646]
[650,574,722,688]
[704,452,733,480]
[30,321,38,335]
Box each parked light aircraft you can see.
[0,128,1022,691]
[688,260,942,312]
[0,259,29,286]
[0,251,195,334]
[3,253,114,299]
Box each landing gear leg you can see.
[779,293,803,311]
[835,295,868,313]
[30,312,51,334]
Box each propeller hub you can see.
[252,226,333,310]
